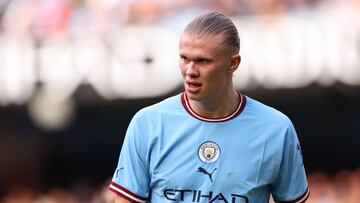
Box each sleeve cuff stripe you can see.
[109,182,147,203]
[275,187,310,203]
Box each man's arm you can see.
[109,113,149,202]
[271,122,309,202]
[115,195,133,203]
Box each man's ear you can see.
[228,54,241,73]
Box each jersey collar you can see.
[181,92,246,122]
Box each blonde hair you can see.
[183,12,240,53]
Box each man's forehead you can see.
[180,33,225,44]
[179,33,231,57]
[180,34,227,53]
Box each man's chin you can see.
[186,91,203,101]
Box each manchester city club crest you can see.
[198,141,221,164]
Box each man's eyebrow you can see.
[195,56,213,61]
[180,54,212,60]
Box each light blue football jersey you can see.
[109,93,309,203]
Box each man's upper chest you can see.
[147,121,280,195]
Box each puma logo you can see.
[116,167,124,177]
[197,167,217,183]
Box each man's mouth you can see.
[187,81,202,87]
[186,81,202,93]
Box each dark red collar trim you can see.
[181,92,246,122]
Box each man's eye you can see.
[198,59,208,64]
[180,56,188,62]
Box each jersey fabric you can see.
[109,93,309,203]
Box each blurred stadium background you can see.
[0,0,360,202]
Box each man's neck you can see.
[188,90,240,119]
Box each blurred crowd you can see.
[1,168,360,203]
[1,0,359,37]
[1,0,360,202]
[0,179,117,203]
[306,169,360,203]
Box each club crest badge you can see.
[198,141,221,164]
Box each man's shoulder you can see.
[245,96,292,126]
[244,96,297,143]
[135,93,183,118]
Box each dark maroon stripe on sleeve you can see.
[274,187,310,203]
[108,182,147,202]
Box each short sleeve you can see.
[271,122,310,203]
[109,113,149,203]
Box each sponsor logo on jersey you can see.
[297,143,304,167]
[198,141,220,164]
[164,189,249,203]
[197,167,217,183]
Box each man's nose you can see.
[186,62,199,77]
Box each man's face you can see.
[179,34,238,102]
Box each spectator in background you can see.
[307,171,337,202]
[0,0,11,30]
[32,0,72,37]
[1,0,36,35]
